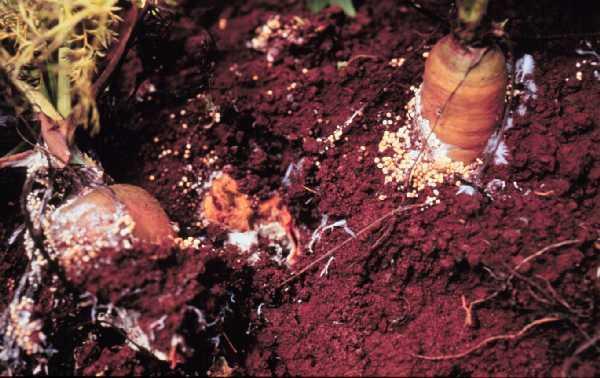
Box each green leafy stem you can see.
[307,0,357,17]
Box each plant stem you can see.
[456,0,489,44]
[57,47,72,118]
[92,4,142,97]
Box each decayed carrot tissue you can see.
[0,0,599,376]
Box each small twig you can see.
[319,256,335,278]
[573,332,600,357]
[533,190,555,197]
[278,203,426,288]
[410,316,562,361]
[525,284,554,306]
[302,185,318,195]
[510,268,555,305]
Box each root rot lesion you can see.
[199,172,301,266]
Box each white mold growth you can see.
[485,53,538,167]
[226,231,258,253]
[493,140,510,165]
[576,41,600,81]
[308,214,356,254]
[46,198,136,275]
[320,256,335,277]
[504,116,514,130]
[413,86,452,161]
[515,54,538,116]
[515,54,536,85]
[456,185,476,196]
[282,158,305,187]
[227,221,297,266]
[484,179,507,200]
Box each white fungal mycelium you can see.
[282,158,305,187]
[483,54,538,168]
[227,221,297,266]
[515,54,538,116]
[308,214,356,254]
[575,41,600,81]
[456,185,476,196]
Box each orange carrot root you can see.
[48,183,175,263]
[420,34,507,163]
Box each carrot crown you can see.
[455,0,490,45]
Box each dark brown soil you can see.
[1,0,600,376]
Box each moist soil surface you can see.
[1,0,600,376]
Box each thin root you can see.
[514,239,580,272]
[460,239,581,328]
[410,316,561,361]
[461,292,500,327]
[562,331,600,378]
[222,332,238,354]
[347,54,379,65]
[278,203,426,288]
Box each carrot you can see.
[0,3,174,256]
[106,184,175,246]
[419,0,507,163]
[48,184,175,270]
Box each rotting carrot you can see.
[0,2,181,364]
[48,184,175,252]
[0,1,175,255]
[201,173,301,265]
[418,0,508,163]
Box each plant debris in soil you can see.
[1,0,600,376]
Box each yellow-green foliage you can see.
[0,0,121,133]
